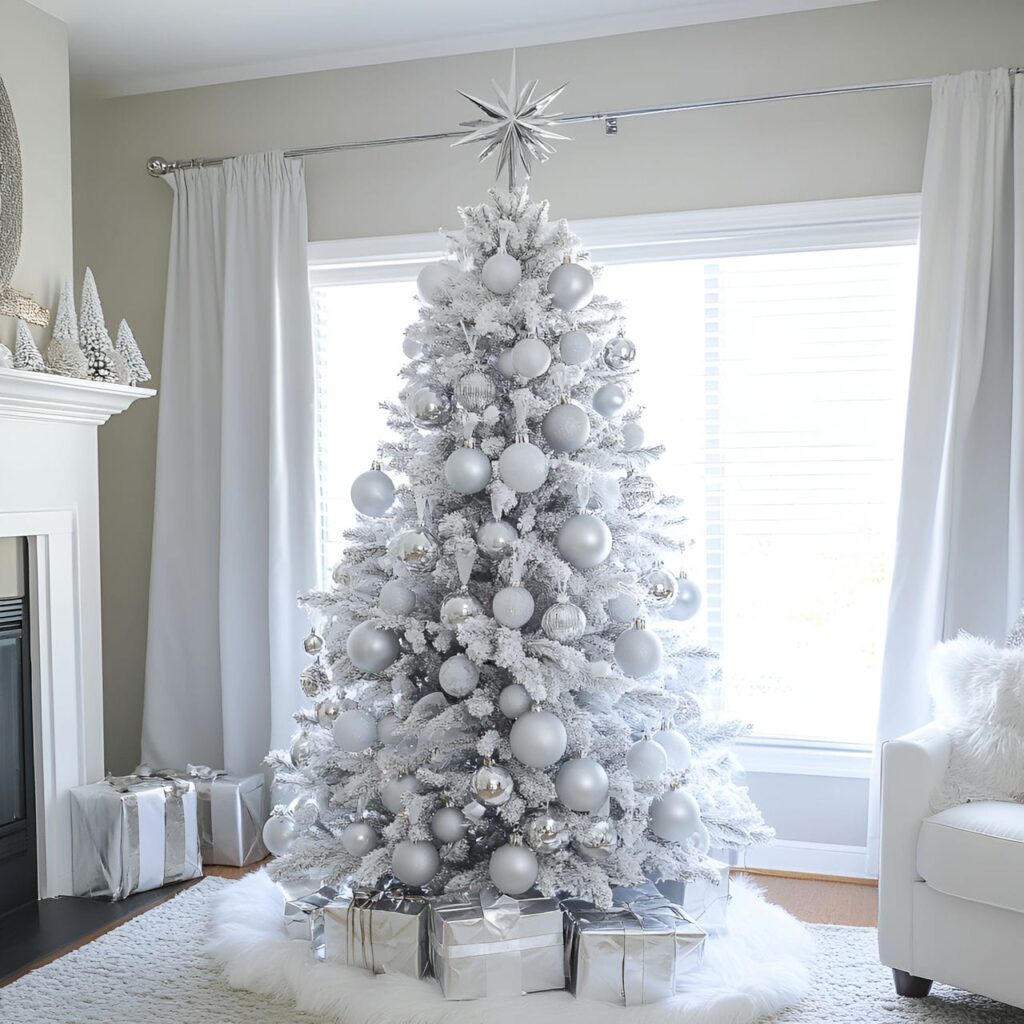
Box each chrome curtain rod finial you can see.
[147,155,172,177]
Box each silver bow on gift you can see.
[106,772,191,796]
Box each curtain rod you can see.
[144,70,1019,177]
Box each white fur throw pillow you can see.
[929,634,1024,810]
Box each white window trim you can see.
[309,193,919,779]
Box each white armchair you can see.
[879,723,1024,1007]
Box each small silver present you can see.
[650,860,731,935]
[70,775,203,900]
[283,883,340,959]
[429,887,565,1000]
[562,884,706,1006]
[323,887,430,978]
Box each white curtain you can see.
[867,69,1024,871]
[142,152,317,776]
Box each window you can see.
[311,196,919,753]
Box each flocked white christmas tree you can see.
[264,64,770,909]
[14,319,45,371]
[44,279,89,379]
[115,319,151,386]
[79,268,128,384]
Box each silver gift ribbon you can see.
[341,887,430,977]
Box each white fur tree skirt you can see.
[208,870,813,1024]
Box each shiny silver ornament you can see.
[379,579,416,615]
[431,805,470,844]
[665,576,703,622]
[626,735,669,781]
[592,382,626,418]
[511,336,551,379]
[440,590,484,626]
[510,709,567,768]
[346,621,400,674]
[649,785,702,842]
[380,774,422,814]
[407,386,452,429]
[290,732,312,768]
[556,513,612,569]
[445,443,492,494]
[287,794,321,828]
[525,808,570,853]
[492,584,534,628]
[498,682,532,719]
[621,473,657,514]
[476,518,518,559]
[614,620,663,678]
[416,261,456,305]
[300,661,329,697]
[471,759,514,807]
[390,527,439,574]
[438,653,479,697]
[547,260,594,312]
[456,369,497,412]
[489,834,538,895]
[542,400,590,454]
[315,696,342,729]
[541,596,586,642]
[303,628,324,655]
[262,814,299,857]
[604,336,637,370]
[333,708,378,752]
[481,250,522,294]
[574,817,619,861]
[643,567,679,609]
[558,329,592,365]
[392,839,440,887]
[555,756,609,812]
[341,820,379,857]
[350,464,395,516]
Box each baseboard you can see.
[738,840,874,881]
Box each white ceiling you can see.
[29,0,876,98]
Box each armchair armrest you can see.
[878,722,953,969]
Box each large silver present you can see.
[650,860,731,935]
[70,775,203,900]
[323,887,430,978]
[562,884,706,1006]
[429,887,565,1000]
[283,882,340,959]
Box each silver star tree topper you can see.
[452,54,569,191]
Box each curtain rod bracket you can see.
[604,117,618,136]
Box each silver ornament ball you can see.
[407,386,452,429]
[555,757,609,813]
[511,337,551,379]
[416,261,455,305]
[445,445,492,495]
[575,817,619,861]
[492,585,534,628]
[379,579,416,615]
[290,733,312,768]
[380,774,422,814]
[649,786,702,842]
[665,577,703,621]
[482,250,522,294]
[604,336,637,370]
[341,820,379,857]
[541,598,587,642]
[300,661,328,698]
[614,623,663,678]
[509,709,567,768]
[262,815,299,857]
[303,628,324,655]
[489,838,538,895]
[608,591,642,623]
[542,401,590,454]
[440,590,484,626]
[346,621,400,674]
[476,518,518,559]
[378,712,402,747]
[593,382,627,418]
[456,369,497,412]
[390,528,439,574]
[494,348,516,379]
[333,708,378,752]
[498,682,532,719]
[525,808,570,853]
[498,441,548,493]
[557,514,612,569]
[392,840,440,888]
[402,335,422,359]
[653,727,693,772]
[621,473,657,514]
[471,760,514,807]
[626,736,669,782]
[547,261,594,312]
[431,806,470,844]
[559,329,592,365]
[315,696,342,729]
[643,567,679,609]
[351,467,395,516]
[438,653,480,697]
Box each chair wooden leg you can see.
[893,969,933,997]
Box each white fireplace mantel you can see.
[0,366,154,898]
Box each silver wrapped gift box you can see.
[429,887,565,1000]
[650,860,731,935]
[69,775,203,900]
[283,883,341,959]
[562,885,706,1006]
[323,887,431,978]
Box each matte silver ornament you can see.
[351,465,395,516]
[621,473,657,513]
[392,839,440,888]
[542,400,590,454]
[626,735,669,781]
[445,444,492,494]
[476,518,518,559]
[380,774,423,814]
[378,713,402,747]
[341,820,379,857]
[541,596,587,642]
[574,817,619,861]
[547,260,594,312]
[498,439,547,493]
[614,621,663,678]
[604,336,637,370]
[407,386,452,429]
[494,348,516,378]
[390,527,439,574]
[653,726,693,772]
[481,250,522,294]
[262,814,299,857]
[439,653,479,697]
[556,514,612,569]
[416,262,455,305]
[431,805,470,844]
[403,335,422,359]
[290,732,312,768]
[379,579,416,615]
[346,621,400,674]
[607,591,642,623]
[510,709,567,768]
[593,382,626,418]
[498,682,532,719]
[333,708,378,752]
[489,834,538,895]
[525,808,570,853]
[642,567,679,609]
[440,591,484,626]
[621,421,645,450]
[303,629,324,656]
[649,785,702,842]
[492,585,534,628]
[665,576,703,622]
[555,756,609,812]
[471,759,514,807]
[456,369,497,412]
[511,336,551,379]
[558,329,592,365]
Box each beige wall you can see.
[71,0,1024,773]
[0,0,72,352]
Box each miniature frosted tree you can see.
[263,64,771,910]
[79,268,128,384]
[44,279,88,379]
[14,319,45,372]
[115,319,151,385]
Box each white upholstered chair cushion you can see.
[917,801,1024,913]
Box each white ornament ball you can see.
[557,514,612,569]
[440,591,484,626]
[332,709,378,752]
[489,840,538,895]
[622,421,645,450]
[626,736,669,781]
[445,445,492,494]
[492,585,535,628]
[509,709,567,768]
[439,653,479,697]
[608,591,642,623]
[495,348,517,379]
[614,624,663,678]
[559,330,592,365]
[341,821,379,857]
[548,261,594,311]
[511,337,551,379]
[392,840,440,887]
[649,787,702,842]
[379,579,416,615]
[653,727,693,772]
[498,441,548,493]
[665,577,703,622]
[555,757,609,812]
[402,335,422,359]
[262,815,300,857]
[380,774,422,814]
[604,336,637,370]
[416,261,455,305]
[643,567,679,609]
[542,401,590,454]
[482,251,522,294]
[499,682,532,719]
[407,386,452,429]
[431,806,469,844]
[476,518,518,559]
[593,382,627,418]
[351,467,395,516]
[390,528,439,574]
[346,621,400,673]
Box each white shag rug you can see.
[2,877,1023,1024]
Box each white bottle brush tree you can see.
[265,65,771,908]
[44,279,88,379]
[79,267,128,384]
[14,319,45,371]
[115,319,151,385]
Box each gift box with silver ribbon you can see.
[69,775,203,900]
[283,882,341,959]
[562,884,706,1006]
[323,886,430,978]
[650,860,731,935]
[429,887,564,1000]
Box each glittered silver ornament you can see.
[492,585,534,628]
[440,590,484,626]
[431,805,470,843]
[542,400,590,454]
[626,735,669,781]
[498,439,547,493]
[288,794,321,827]
[476,518,518,559]
[300,661,329,697]
[315,696,342,729]
[593,382,626,418]
[341,820,379,856]
[511,336,551,379]
[380,774,423,814]
[621,421,645,450]
[471,759,514,807]
[510,709,567,768]
[392,839,440,887]
[621,473,657,513]
[574,817,618,861]
[498,682,532,719]
[416,262,455,305]
[607,591,642,623]
[456,369,497,412]
[290,732,312,768]
[481,250,522,294]
[445,443,492,494]
[604,336,637,370]
[346,621,400,674]
[555,757,609,813]
[557,514,612,569]
[525,808,570,853]
[665,576,703,622]
[643,567,678,609]
[653,725,693,772]
[559,329,592,365]
[303,628,324,656]
[262,814,299,857]
[351,465,395,516]
[541,596,587,642]
[379,579,416,615]
[333,708,378,752]
[390,527,439,574]
[407,386,452,429]
[649,785,701,841]
[489,834,538,895]
[614,621,663,678]
[547,260,594,312]
[439,653,480,697]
